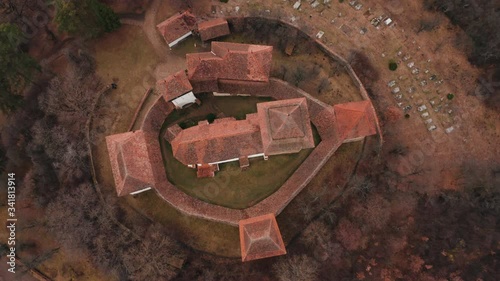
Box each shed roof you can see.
[239,214,287,262]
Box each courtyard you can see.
[159,95,320,209]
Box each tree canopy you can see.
[0,23,39,113]
[54,0,121,38]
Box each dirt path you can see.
[142,0,167,57]
[119,18,143,27]
[119,0,167,58]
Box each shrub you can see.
[405,113,410,119]
[220,0,229,3]
[447,93,455,100]
[389,61,398,71]
[206,113,216,123]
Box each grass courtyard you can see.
[159,95,321,209]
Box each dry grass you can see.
[127,191,241,257]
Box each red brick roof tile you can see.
[198,18,230,41]
[156,11,196,45]
[197,164,218,178]
[170,115,263,165]
[239,214,287,262]
[187,42,272,84]
[333,101,377,141]
[106,131,157,196]
[164,124,183,143]
[157,70,193,102]
[257,98,315,156]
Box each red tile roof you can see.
[333,101,377,141]
[156,11,196,45]
[239,214,287,262]
[157,70,193,102]
[197,164,218,178]
[198,18,230,41]
[164,124,182,142]
[186,42,273,84]
[106,130,157,196]
[170,114,263,165]
[257,98,315,156]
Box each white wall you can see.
[172,91,197,109]
[168,31,193,48]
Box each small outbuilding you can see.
[157,11,197,48]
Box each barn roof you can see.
[333,100,377,140]
[257,98,315,156]
[239,213,287,262]
[156,11,196,45]
[198,18,230,41]
[106,130,158,196]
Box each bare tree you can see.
[273,254,320,281]
[39,50,102,127]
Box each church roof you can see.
[239,213,287,262]
[257,98,315,156]
[169,114,263,165]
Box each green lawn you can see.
[159,95,320,209]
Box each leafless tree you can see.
[39,51,102,128]
[273,254,320,281]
